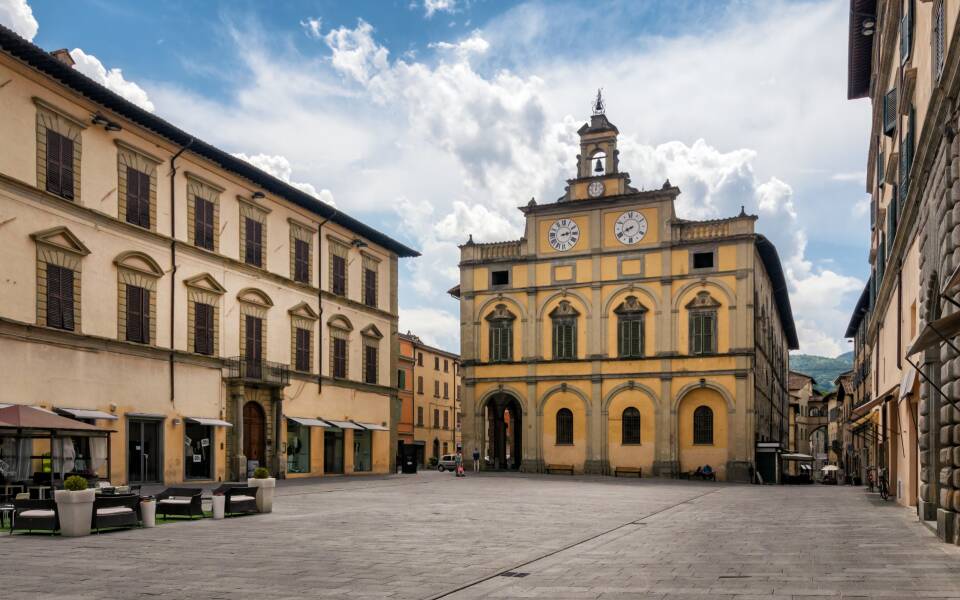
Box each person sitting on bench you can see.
[701,464,715,480]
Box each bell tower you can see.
[561,90,636,202]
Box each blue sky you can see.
[3,0,870,355]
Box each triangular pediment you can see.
[288,302,319,320]
[30,226,90,256]
[183,272,226,295]
[360,324,383,339]
[114,251,164,277]
[685,291,721,310]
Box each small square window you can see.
[692,252,714,270]
[491,270,510,286]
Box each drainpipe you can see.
[316,214,331,393]
[168,138,194,404]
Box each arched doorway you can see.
[484,393,522,470]
[243,401,266,468]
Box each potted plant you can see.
[247,467,275,513]
[54,475,95,537]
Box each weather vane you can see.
[592,88,605,115]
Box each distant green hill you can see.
[790,352,853,393]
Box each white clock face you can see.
[548,218,580,252]
[614,211,648,245]
[587,181,605,198]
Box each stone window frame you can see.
[289,301,319,373]
[555,408,574,445]
[185,172,223,253]
[328,235,351,297]
[237,288,274,360]
[114,251,164,345]
[688,244,718,273]
[34,98,85,203]
[360,324,383,385]
[485,304,516,363]
[550,300,580,360]
[686,291,721,356]
[31,226,90,331]
[116,141,161,232]
[289,218,316,285]
[328,314,353,379]
[239,196,270,269]
[361,252,381,308]
[693,405,714,445]
[614,295,648,358]
[621,407,642,445]
[184,273,226,356]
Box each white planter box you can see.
[246,477,276,513]
[54,489,95,537]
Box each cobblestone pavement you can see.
[2,472,960,599]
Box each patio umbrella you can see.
[821,465,840,472]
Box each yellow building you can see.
[401,332,461,465]
[452,98,799,482]
[0,29,418,485]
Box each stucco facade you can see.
[402,332,462,464]
[454,103,798,482]
[0,29,417,485]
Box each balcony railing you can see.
[224,357,290,387]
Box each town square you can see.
[1,0,960,598]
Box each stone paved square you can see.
[2,473,960,599]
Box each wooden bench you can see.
[545,464,574,475]
[614,466,642,478]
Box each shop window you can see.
[354,429,372,472]
[184,422,213,480]
[287,421,310,474]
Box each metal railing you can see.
[224,357,290,387]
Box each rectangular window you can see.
[883,88,898,136]
[244,315,263,363]
[692,251,714,270]
[900,0,913,65]
[194,302,214,355]
[125,167,150,229]
[332,337,348,378]
[417,406,424,427]
[363,267,378,308]
[618,317,643,358]
[194,197,215,250]
[397,369,406,390]
[331,254,347,296]
[489,321,512,362]
[125,285,150,344]
[417,376,423,394]
[364,344,378,384]
[45,129,74,200]
[443,411,449,429]
[443,382,449,399]
[295,327,311,372]
[45,264,74,331]
[294,239,310,284]
[417,353,423,366]
[434,356,440,370]
[433,409,439,428]
[491,270,510,286]
[244,218,263,267]
[552,319,576,360]
[434,380,440,397]
[444,359,449,373]
[689,311,717,355]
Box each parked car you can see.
[437,454,458,472]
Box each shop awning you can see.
[353,421,389,431]
[906,311,960,356]
[286,416,330,428]
[322,419,363,430]
[782,453,814,461]
[56,407,118,421]
[899,366,918,398]
[186,417,233,427]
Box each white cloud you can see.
[0,0,37,41]
[399,307,460,352]
[423,0,457,18]
[300,17,322,40]
[233,153,335,205]
[429,31,490,57]
[323,19,390,85]
[69,48,155,112]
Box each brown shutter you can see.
[60,135,74,200]
[60,267,74,331]
[195,303,214,354]
[46,264,62,329]
[126,285,142,342]
[141,289,151,344]
[332,256,346,295]
[45,129,63,196]
[295,239,309,283]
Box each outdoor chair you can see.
[11,498,58,534]
[212,484,259,516]
[91,494,141,532]
[155,487,203,519]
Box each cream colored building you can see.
[453,99,799,482]
[0,29,418,485]
[401,332,461,464]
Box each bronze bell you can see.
[594,157,604,173]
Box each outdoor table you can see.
[0,484,24,502]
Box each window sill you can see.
[692,443,715,447]
[620,442,643,446]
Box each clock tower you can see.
[561,90,637,201]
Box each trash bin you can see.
[211,495,225,520]
[140,497,156,528]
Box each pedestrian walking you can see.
[455,451,465,477]
[472,447,480,472]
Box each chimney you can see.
[50,49,75,67]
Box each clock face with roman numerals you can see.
[614,211,648,245]
[548,218,580,252]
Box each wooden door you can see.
[243,401,266,464]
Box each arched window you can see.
[622,407,641,444]
[556,408,573,444]
[615,296,647,358]
[550,301,579,360]
[486,304,515,363]
[693,406,714,445]
[686,291,720,355]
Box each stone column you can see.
[654,375,676,476]
[230,384,246,481]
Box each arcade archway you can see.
[484,393,523,470]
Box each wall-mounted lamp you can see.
[252,191,266,199]
[109,403,118,413]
